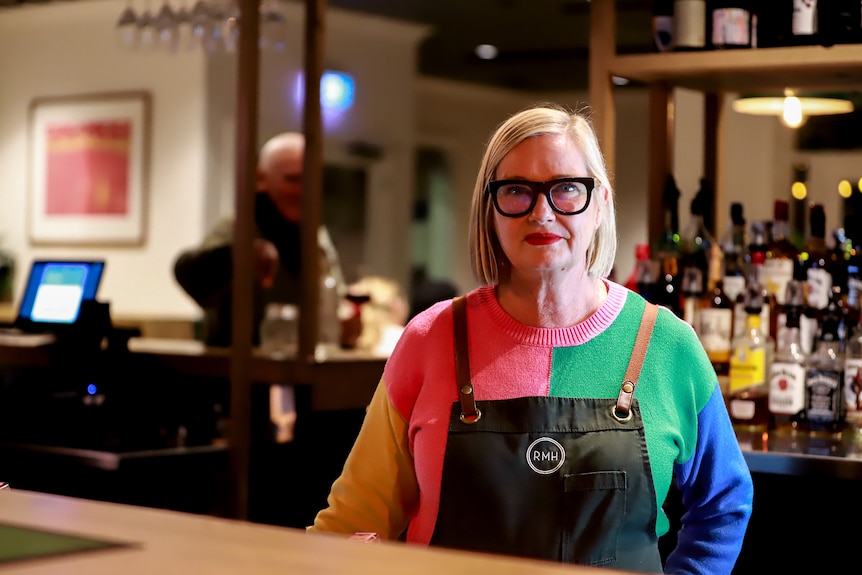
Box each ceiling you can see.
[325,0,655,92]
[0,0,655,92]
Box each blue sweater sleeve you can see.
[664,387,754,575]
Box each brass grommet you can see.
[611,405,633,423]
[460,409,482,424]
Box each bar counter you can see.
[0,489,631,575]
[0,334,386,411]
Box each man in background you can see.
[172,132,359,528]
[173,131,344,347]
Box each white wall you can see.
[0,0,207,319]
[0,0,428,321]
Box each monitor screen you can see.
[16,260,105,329]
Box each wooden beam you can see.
[228,0,260,521]
[298,0,326,367]
[648,84,673,245]
[588,0,616,182]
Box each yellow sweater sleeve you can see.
[306,379,418,539]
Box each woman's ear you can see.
[594,185,608,228]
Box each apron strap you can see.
[613,303,659,422]
[452,295,481,423]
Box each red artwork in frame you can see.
[28,92,150,245]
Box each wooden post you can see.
[228,0,260,520]
[298,0,326,366]
[704,92,724,236]
[588,0,616,182]
[648,84,673,245]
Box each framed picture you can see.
[27,91,151,246]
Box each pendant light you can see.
[732,90,854,129]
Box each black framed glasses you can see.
[485,177,595,218]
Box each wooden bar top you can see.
[0,489,630,575]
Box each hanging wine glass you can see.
[116,0,139,48]
[189,0,213,51]
[259,0,286,52]
[153,1,180,53]
[137,0,157,50]
[175,0,195,50]
[220,0,240,53]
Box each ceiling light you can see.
[732,90,854,129]
[474,44,498,60]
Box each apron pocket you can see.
[561,470,627,566]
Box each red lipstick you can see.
[524,233,561,246]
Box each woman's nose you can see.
[528,191,555,222]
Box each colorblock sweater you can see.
[310,281,753,574]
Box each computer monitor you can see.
[15,260,105,332]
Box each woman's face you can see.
[492,133,601,281]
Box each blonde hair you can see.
[468,103,617,285]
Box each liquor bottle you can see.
[624,243,658,302]
[756,0,793,47]
[680,181,717,324]
[801,203,833,353]
[652,0,676,51]
[762,199,798,310]
[817,0,862,46]
[733,220,771,339]
[769,277,807,434]
[843,299,862,436]
[711,0,754,49]
[698,279,734,396]
[653,175,683,317]
[791,0,819,45]
[721,202,747,304]
[674,0,708,50]
[728,278,774,432]
[805,302,845,436]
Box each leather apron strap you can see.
[613,303,659,422]
[452,295,481,423]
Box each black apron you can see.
[429,297,663,573]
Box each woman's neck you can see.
[496,276,608,328]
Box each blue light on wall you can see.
[321,71,355,111]
[293,70,355,111]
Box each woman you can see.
[308,104,753,574]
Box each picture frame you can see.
[27,91,151,246]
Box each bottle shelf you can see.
[609,44,862,93]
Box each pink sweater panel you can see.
[384,281,628,543]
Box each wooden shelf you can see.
[609,44,862,93]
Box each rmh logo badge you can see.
[525,437,565,475]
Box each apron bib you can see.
[429,297,662,573]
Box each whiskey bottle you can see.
[729,278,774,432]
[805,303,845,436]
[769,278,807,434]
[698,279,734,397]
[801,203,833,354]
[721,202,747,304]
[762,199,798,309]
